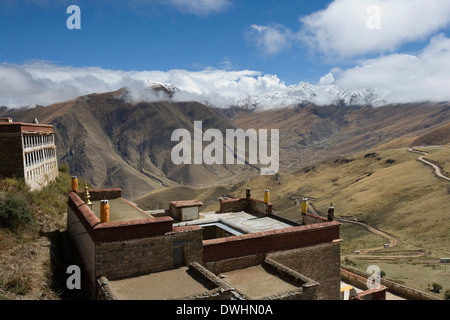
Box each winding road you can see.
[306,146,450,263]
[307,203,411,261]
[407,147,450,182]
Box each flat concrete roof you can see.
[90,198,152,222]
[174,211,296,234]
[220,264,300,299]
[108,267,211,300]
[89,196,295,236]
[108,264,302,300]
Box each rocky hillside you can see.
[231,102,450,172]
[0,88,259,200]
[2,90,450,200]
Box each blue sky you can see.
[0,0,334,83]
[1,0,450,108]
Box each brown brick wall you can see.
[205,254,266,274]
[219,198,247,213]
[248,198,272,215]
[0,132,24,177]
[219,198,272,215]
[268,241,341,300]
[76,189,122,201]
[341,265,438,300]
[203,221,340,262]
[304,213,329,224]
[68,192,175,242]
[67,205,97,298]
[0,123,54,134]
[67,190,204,293]
[67,188,342,300]
[0,124,59,190]
[95,227,203,280]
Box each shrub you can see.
[6,276,31,295]
[28,167,72,217]
[58,163,70,174]
[432,282,443,293]
[0,192,33,231]
[445,289,450,300]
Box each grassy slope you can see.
[0,167,76,300]
[137,144,450,257]
[261,146,449,256]
[136,144,450,298]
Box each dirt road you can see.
[408,147,450,182]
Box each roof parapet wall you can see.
[203,220,340,262]
[68,191,201,243]
[219,197,273,216]
[0,122,55,134]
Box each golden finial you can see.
[84,182,92,209]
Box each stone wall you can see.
[268,241,342,300]
[219,197,272,216]
[263,257,318,300]
[203,222,341,300]
[0,132,24,178]
[68,188,342,300]
[202,255,320,300]
[68,191,175,242]
[303,212,329,225]
[67,204,97,298]
[340,267,387,300]
[203,221,340,263]
[67,190,204,298]
[95,227,203,280]
[341,265,440,300]
[184,262,234,300]
[248,198,272,215]
[77,188,122,201]
[205,254,266,274]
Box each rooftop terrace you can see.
[90,198,152,222]
[103,258,318,300]
[68,186,341,300]
[76,187,300,241]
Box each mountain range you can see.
[1,86,450,200]
[139,79,387,110]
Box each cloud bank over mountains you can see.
[1,0,450,109]
[1,32,450,109]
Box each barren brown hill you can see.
[0,89,259,200]
[2,92,450,200]
[231,102,450,172]
[409,122,450,147]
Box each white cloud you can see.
[0,61,285,108]
[248,24,295,55]
[299,0,450,60]
[2,34,450,109]
[0,0,231,16]
[168,0,231,15]
[319,73,335,85]
[335,33,450,103]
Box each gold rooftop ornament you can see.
[84,182,92,209]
